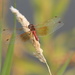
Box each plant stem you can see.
[45,60,52,75]
[0,0,4,73]
[0,20,2,75]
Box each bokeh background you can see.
[1,0,75,75]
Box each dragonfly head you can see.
[28,24,35,31]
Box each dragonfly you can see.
[3,16,64,42]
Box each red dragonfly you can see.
[3,16,64,42]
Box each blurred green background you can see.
[1,0,75,75]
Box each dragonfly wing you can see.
[3,30,12,42]
[3,29,30,42]
[35,17,64,36]
[47,20,64,35]
[36,26,49,36]
[20,32,30,42]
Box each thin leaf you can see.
[0,20,2,74]
[57,53,74,75]
[0,0,4,73]
[1,0,17,74]
[1,31,16,75]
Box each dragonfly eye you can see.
[28,24,34,29]
[28,25,31,29]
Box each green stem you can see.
[0,0,4,73]
[0,20,2,75]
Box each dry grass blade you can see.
[10,6,52,75]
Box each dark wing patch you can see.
[20,32,30,42]
[36,26,48,36]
